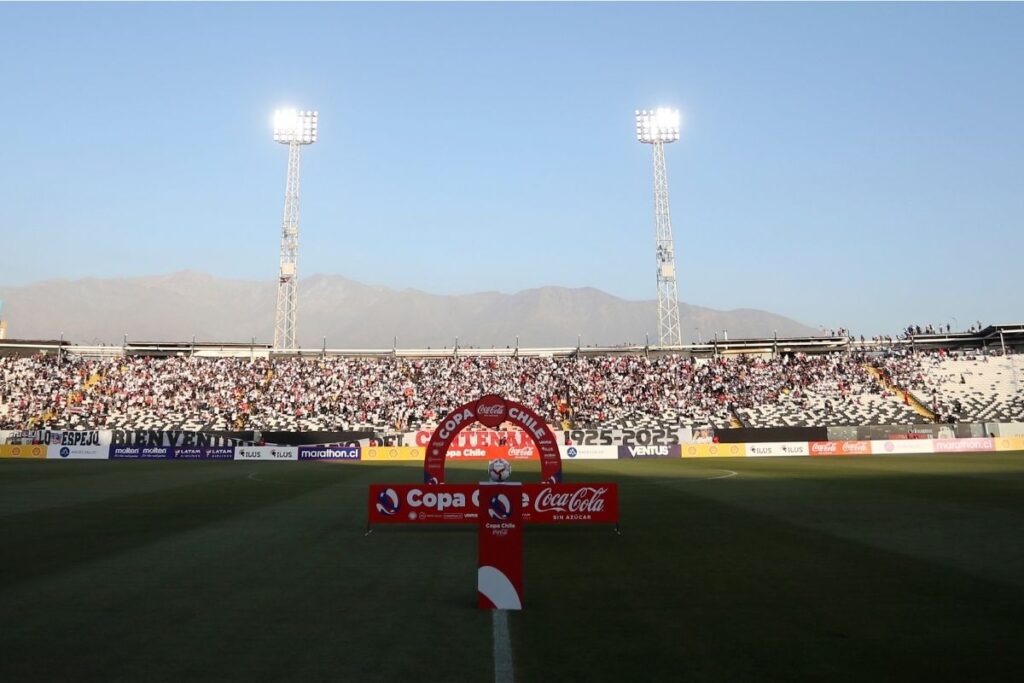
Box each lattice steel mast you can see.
[272,108,318,351]
[636,108,682,347]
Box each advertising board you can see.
[46,445,109,460]
[680,443,746,458]
[873,439,936,454]
[367,483,619,525]
[361,446,424,462]
[298,446,360,460]
[932,438,995,453]
[109,445,174,459]
[234,446,298,461]
[173,447,235,460]
[617,444,681,459]
[809,441,873,456]
[559,445,618,460]
[745,442,810,457]
[0,444,47,459]
[995,436,1024,452]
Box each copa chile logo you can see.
[376,488,400,516]
[488,493,514,521]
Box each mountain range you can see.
[0,271,817,347]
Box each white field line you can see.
[492,609,514,683]
[246,471,263,482]
[648,469,740,485]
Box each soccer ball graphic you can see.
[487,458,512,482]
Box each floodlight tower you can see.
[636,108,683,347]
[272,108,318,351]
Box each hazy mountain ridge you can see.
[0,271,817,347]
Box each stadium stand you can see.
[8,347,1017,433]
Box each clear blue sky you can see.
[1,2,1021,336]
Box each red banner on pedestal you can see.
[367,482,619,526]
[478,483,524,610]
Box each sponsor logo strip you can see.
[367,483,619,525]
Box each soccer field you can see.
[3,455,1024,682]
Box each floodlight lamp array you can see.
[635,108,681,144]
[273,109,319,144]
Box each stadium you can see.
[3,322,1024,682]
[3,4,1024,682]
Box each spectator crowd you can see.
[1,349,1018,432]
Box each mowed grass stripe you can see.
[3,457,1024,682]
[0,460,250,517]
[0,462,494,682]
[515,459,1024,682]
[0,462,347,586]
[625,455,1024,590]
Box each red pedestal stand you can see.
[477,483,524,610]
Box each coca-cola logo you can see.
[811,442,838,455]
[534,487,608,514]
[843,441,870,454]
[476,395,507,428]
[507,446,535,458]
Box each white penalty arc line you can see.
[705,469,738,480]
[492,609,514,683]
[247,471,263,482]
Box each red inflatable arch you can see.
[423,394,563,484]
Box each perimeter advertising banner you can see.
[361,446,424,461]
[933,437,995,453]
[46,445,108,459]
[234,446,299,461]
[809,441,872,456]
[995,436,1024,452]
[874,439,936,454]
[172,447,235,460]
[0,444,47,459]
[559,445,618,460]
[368,483,619,525]
[746,442,810,457]
[298,446,360,460]
[109,445,174,459]
[681,443,747,458]
[617,444,681,459]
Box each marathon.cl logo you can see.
[60,446,70,458]
[376,488,400,516]
[488,493,513,521]
[567,447,578,458]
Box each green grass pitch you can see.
[3,455,1024,682]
